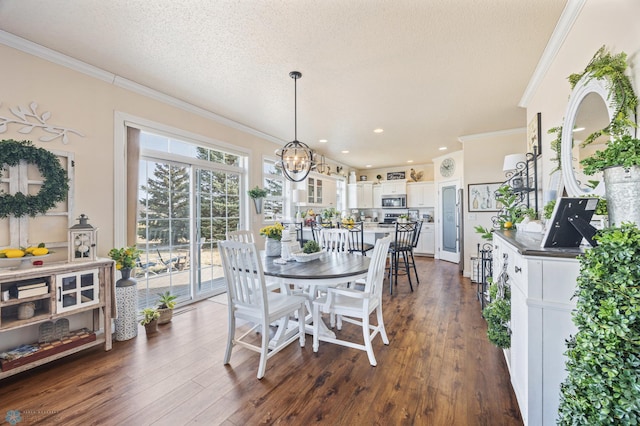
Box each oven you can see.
[381,194,407,208]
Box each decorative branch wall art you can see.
[0,102,84,143]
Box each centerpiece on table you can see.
[260,222,284,257]
[293,240,323,262]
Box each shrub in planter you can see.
[558,224,640,424]
[482,278,511,349]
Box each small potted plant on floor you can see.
[248,186,268,214]
[140,307,160,335]
[156,291,177,325]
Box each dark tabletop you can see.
[261,252,370,280]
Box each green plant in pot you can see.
[156,291,177,325]
[140,307,160,335]
[247,186,268,214]
[581,134,640,226]
[558,223,640,424]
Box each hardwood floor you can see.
[0,257,522,425]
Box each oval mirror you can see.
[560,75,614,197]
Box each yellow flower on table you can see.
[259,222,284,241]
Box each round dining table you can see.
[261,251,371,338]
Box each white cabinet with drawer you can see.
[492,231,581,425]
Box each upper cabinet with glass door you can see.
[304,173,336,207]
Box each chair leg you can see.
[410,250,420,284]
[312,303,321,353]
[403,251,413,291]
[362,314,377,366]
[298,306,306,347]
[257,320,270,379]
[377,306,389,345]
[224,312,235,364]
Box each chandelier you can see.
[276,71,315,182]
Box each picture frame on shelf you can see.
[386,171,405,180]
[528,112,542,156]
[468,182,503,212]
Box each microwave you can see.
[381,195,407,208]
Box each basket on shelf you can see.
[17,302,35,320]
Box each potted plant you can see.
[156,291,177,325]
[259,222,284,256]
[247,186,268,214]
[580,134,640,225]
[140,307,160,335]
[558,223,640,424]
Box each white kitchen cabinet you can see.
[407,182,435,208]
[414,222,435,255]
[372,185,382,208]
[348,182,374,209]
[305,174,336,207]
[380,180,406,195]
[492,231,581,426]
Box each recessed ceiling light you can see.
[319,139,328,143]
[365,165,372,168]
[341,150,349,154]
[373,128,384,133]
[407,160,414,163]
[439,146,447,151]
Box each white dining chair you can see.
[218,240,306,379]
[226,230,255,243]
[319,228,349,253]
[312,235,393,366]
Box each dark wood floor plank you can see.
[0,257,522,425]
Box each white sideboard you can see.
[492,231,583,426]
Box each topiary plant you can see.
[302,240,321,254]
[558,223,640,425]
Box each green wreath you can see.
[0,139,69,218]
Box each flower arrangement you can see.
[259,222,285,241]
[108,245,142,270]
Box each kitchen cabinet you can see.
[0,259,113,379]
[372,185,382,208]
[380,180,406,195]
[492,231,581,426]
[348,182,373,209]
[305,174,337,207]
[407,182,435,208]
[414,222,435,255]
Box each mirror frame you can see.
[560,74,614,197]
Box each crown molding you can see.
[0,30,285,146]
[458,127,525,144]
[519,0,587,107]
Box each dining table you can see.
[261,251,371,338]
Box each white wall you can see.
[528,1,640,192]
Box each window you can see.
[116,117,248,310]
[262,158,285,222]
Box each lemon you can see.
[504,221,513,229]
[25,246,37,254]
[32,247,49,256]
[5,249,26,258]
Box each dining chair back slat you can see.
[311,220,335,243]
[227,230,255,243]
[319,228,349,253]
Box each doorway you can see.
[439,182,460,263]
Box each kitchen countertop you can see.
[494,230,585,259]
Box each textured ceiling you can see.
[0,0,567,169]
